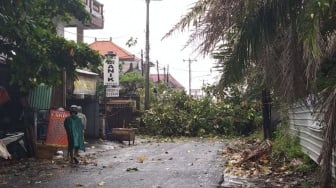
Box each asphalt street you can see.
[0,137,226,188]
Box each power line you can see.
[168,66,211,73]
[59,27,128,41]
[192,74,212,78]
[155,62,211,73]
[61,28,213,77]
[60,27,145,57]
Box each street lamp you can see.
[144,0,162,110]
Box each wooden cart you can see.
[109,128,136,145]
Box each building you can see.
[89,38,142,132]
[45,0,105,138]
[56,0,104,42]
[149,74,185,91]
[0,0,105,156]
[190,89,204,99]
[89,38,141,74]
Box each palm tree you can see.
[164,0,336,186]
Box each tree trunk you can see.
[262,88,272,140]
[317,87,336,187]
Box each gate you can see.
[105,99,139,135]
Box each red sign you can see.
[45,110,70,147]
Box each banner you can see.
[45,110,70,147]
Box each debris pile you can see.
[220,138,317,187]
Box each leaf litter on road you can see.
[137,156,147,163]
[221,138,317,187]
[98,181,106,186]
[126,167,138,172]
[75,182,85,187]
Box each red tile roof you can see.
[89,39,139,61]
[150,74,185,90]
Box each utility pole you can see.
[163,66,166,84]
[183,58,197,96]
[144,0,150,110]
[144,0,162,110]
[156,60,160,82]
[166,64,169,84]
[62,67,66,107]
[141,49,144,76]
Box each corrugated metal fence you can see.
[28,85,52,110]
[288,103,336,177]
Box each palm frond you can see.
[163,0,244,54]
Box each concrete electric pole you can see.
[144,0,162,110]
[183,58,197,96]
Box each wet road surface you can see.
[0,137,226,188]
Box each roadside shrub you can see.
[272,124,317,173]
[272,128,305,160]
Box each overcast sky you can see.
[65,0,219,90]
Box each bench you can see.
[110,128,136,145]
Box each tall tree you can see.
[0,0,101,91]
[164,0,336,186]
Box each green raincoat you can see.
[64,114,85,152]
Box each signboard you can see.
[45,110,70,147]
[106,86,120,97]
[74,74,97,95]
[103,55,119,86]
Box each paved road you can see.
[1,137,226,188]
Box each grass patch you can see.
[271,126,317,173]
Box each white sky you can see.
[65,0,220,91]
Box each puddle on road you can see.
[85,144,115,151]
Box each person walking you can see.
[76,106,87,138]
[64,105,85,164]
[76,105,87,156]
